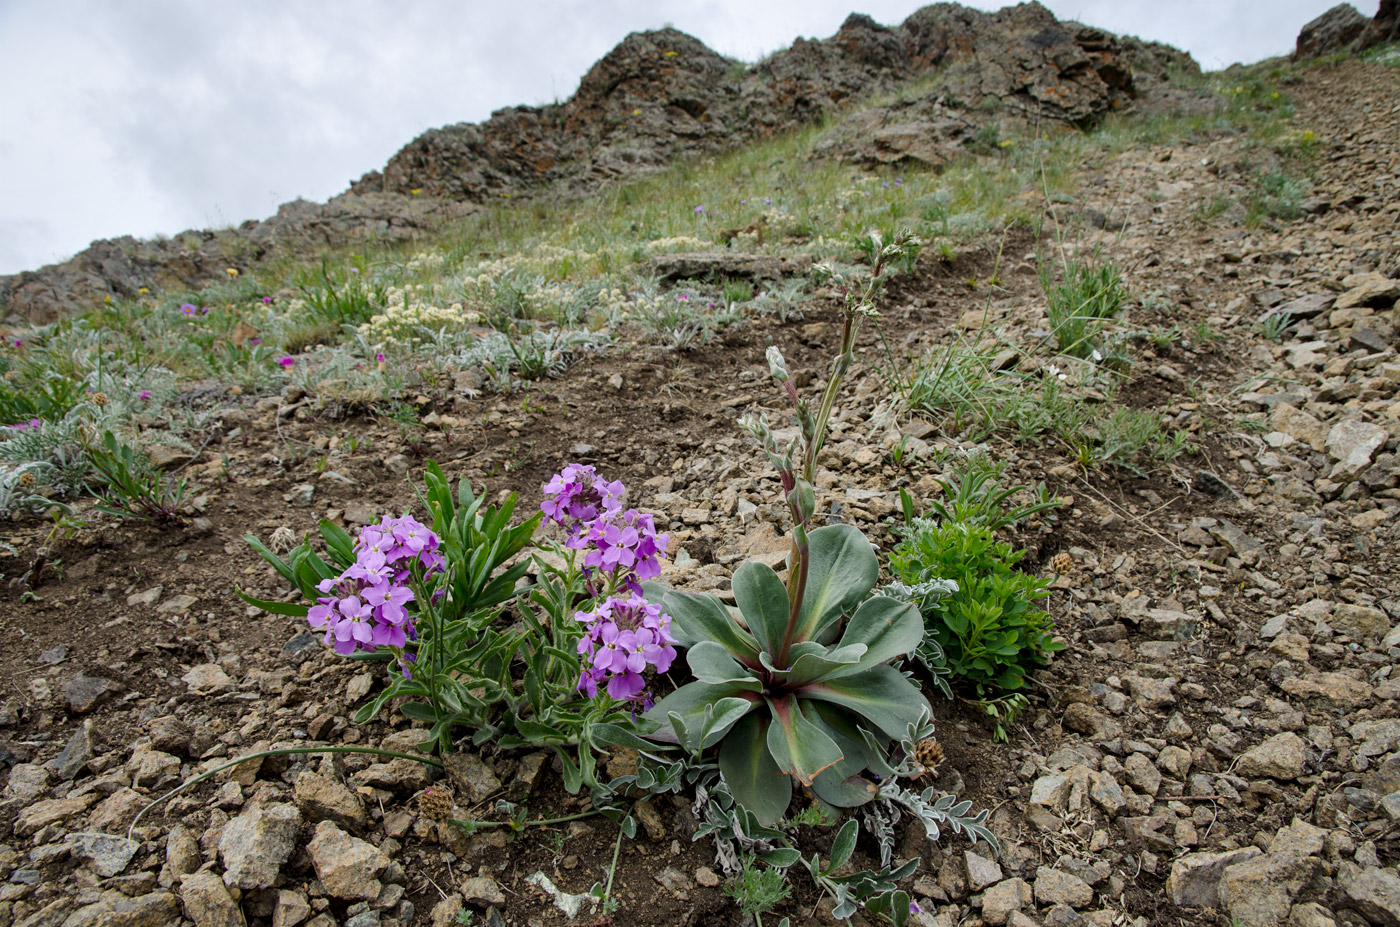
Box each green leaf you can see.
[808,704,881,808]
[800,664,931,740]
[781,644,867,688]
[660,588,760,664]
[686,641,760,686]
[765,694,844,787]
[828,819,859,871]
[793,524,878,644]
[837,596,924,669]
[731,559,790,655]
[236,589,310,618]
[759,848,802,869]
[719,713,790,827]
[644,680,760,745]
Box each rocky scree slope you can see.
[0,1,1195,325]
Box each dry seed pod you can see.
[1050,552,1073,574]
[417,785,455,822]
[915,738,944,777]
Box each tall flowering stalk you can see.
[739,230,922,668]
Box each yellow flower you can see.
[632,109,641,115]
[138,287,148,294]
[226,268,238,277]
[998,139,1014,148]
[664,50,677,57]
[410,188,422,195]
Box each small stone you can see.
[284,484,316,506]
[1343,866,1400,927]
[695,867,720,888]
[89,788,151,832]
[220,802,302,890]
[14,792,99,836]
[1279,672,1372,705]
[3,763,50,804]
[1165,847,1263,907]
[1326,419,1388,482]
[182,663,234,694]
[1034,867,1093,908]
[1029,774,1071,812]
[1236,732,1307,780]
[444,753,501,804]
[273,890,311,927]
[62,891,179,927]
[982,878,1033,926]
[126,585,163,607]
[166,824,202,877]
[131,748,181,788]
[1332,603,1390,643]
[1123,753,1162,796]
[1088,771,1126,816]
[429,895,463,927]
[458,875,505,907]
[44,720,97,780]
[148,716,191,755]
[180,870,244,927]
[67,832,140,878]
[965,851,1003,892]
[345,673,373,703]
[307,820,389,901]
[157,593,200,613]
[1157,746,1192,780]
[295,771,370,831]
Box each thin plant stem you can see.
[449,808,599,832]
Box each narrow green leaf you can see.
[236,589,310,617]
[686,641,759,686]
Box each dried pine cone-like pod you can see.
[417,785,455,822]
[1050,552,1074,574]
[17,471,36,488]
[90,391,109,407]
[915,738,944,776]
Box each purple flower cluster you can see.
[2,419,41,432]
[307,515,442,658]
[576,593,677,701]
[540,463,624,537]
[542,464,677,703]
[541,464,669,595]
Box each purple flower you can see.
[763,197,772,205]
[541,463,624,535]
[694,205,705,214]
[376,352,386,363]
[11,339,20,348]
[180,303,196,316]
[262,296,272,304]
[574,593,676,704]
[349,267,360,274]
[303,515,439,661]
[249,337,262,347]
[277,356,295,368]
[199,306,210,315]
[138,390,152,401]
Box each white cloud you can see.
[0,0,1381,274]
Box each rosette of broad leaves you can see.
[643,523,930,826]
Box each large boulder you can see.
[1295,4,1372,57]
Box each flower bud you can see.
[787,477,817,526]
[765,346,789,383]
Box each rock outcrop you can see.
[0,2,1195,324]
[1295,0,1400,58]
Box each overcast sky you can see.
[0,0,1379,276]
